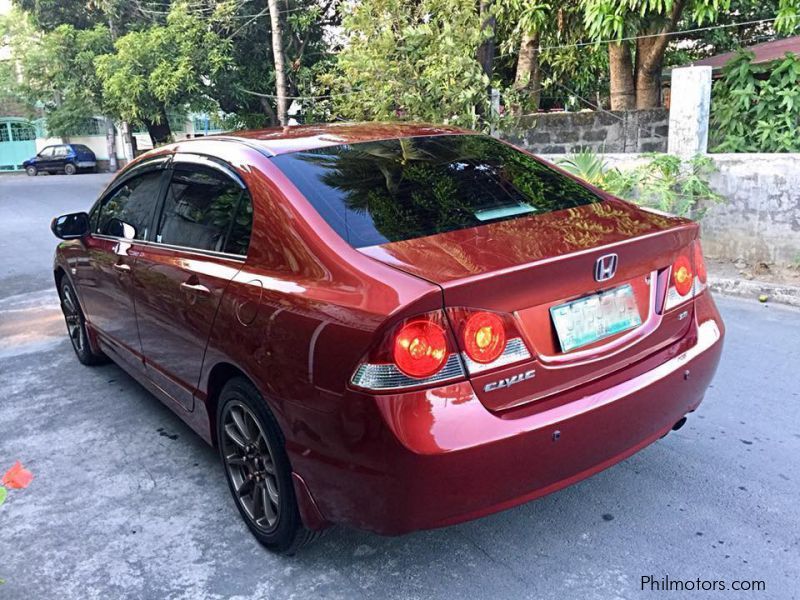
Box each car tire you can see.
[25,166,37,177]
[58,278,108,366]
[217,377,323,554]
[64,163,77,175]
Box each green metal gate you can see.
[0,119,37,171]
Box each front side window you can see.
[95,171,164,239]
[156,165,250,254]
[39,147,55,158]
[272,134,603,248]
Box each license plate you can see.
[550,284,642,352]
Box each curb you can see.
[709,276,800,308]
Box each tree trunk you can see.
[477,1,496,82]
[144,110,172,146]
[267,0,288,126]
[633,0,686,109]
[259,96,278,126]
[634,37,661,109]
[105,118,118,173]
[608,42,635,110]
[513,31,542,112]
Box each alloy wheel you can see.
[221,400,281,532]
[61,283,84,354]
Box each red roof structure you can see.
[685,35,800,74]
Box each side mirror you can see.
[51,212,90,240]
[106,218,136,240]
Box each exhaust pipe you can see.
[672,416,687,431]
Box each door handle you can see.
[113,263,131,273]
[180,281,211,297]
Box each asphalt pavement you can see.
[0,173,798,600]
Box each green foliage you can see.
[0,486,7,507]
[559,151,723,218]
[95,4,232,136]
[14,22,112,136]
[710,51,800,152]
[320,0,491,129]
[557,148,610,187]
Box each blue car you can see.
[24,144,97,176]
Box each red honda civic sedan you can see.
[50,123,724,553]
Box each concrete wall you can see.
[537,153,800,266]
[701,154,800,265]
[501,109,669,154]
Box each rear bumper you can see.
[291,294,724,535]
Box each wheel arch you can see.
[205,361,251,447]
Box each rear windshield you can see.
[272,134,602,248]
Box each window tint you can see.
[95,171,164,239]
[156,165,248,254]
[272,134,602,248]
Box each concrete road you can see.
[1,174,798,600]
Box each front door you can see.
[133,156,253,410]
[77,168,168,370]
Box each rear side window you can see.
[272,134,602,248]
[72,144,93,153]
[156,165,251,255]
[95,171,164,239]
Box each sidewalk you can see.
[707,258,800,308]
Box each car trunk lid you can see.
[360,199,699,411]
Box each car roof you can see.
[202,122,472,156]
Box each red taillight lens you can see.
[392,320,448,378]
[694,242,707,284]
[671,255,694,296]
[462,311,506,364]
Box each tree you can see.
[584,0,800,110]
[321,0,490,128]
[13,21,113,136]
[94,5,232,144]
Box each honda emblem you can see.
[594,253,618,282]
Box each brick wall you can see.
[501,109,669,154]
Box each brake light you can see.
[393,320,448,378]
[694,242,707,283]
[448,308,531,374]
[462,311,506,364]
[350,310,466,391]
[671,255,694,296]
[663,242,708,312]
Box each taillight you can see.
[393,319,448,378]
[694,242,708,284]
[671,255,694,296]
[350,310,466,391]
[462,311,506,364]
[663,242,707,312]
[448,308,531,374]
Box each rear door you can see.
[133,154,254,410]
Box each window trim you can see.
[88,152,253,262]
[88,157,171,235]
[90,160,171,240]
[150,152,253,258]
